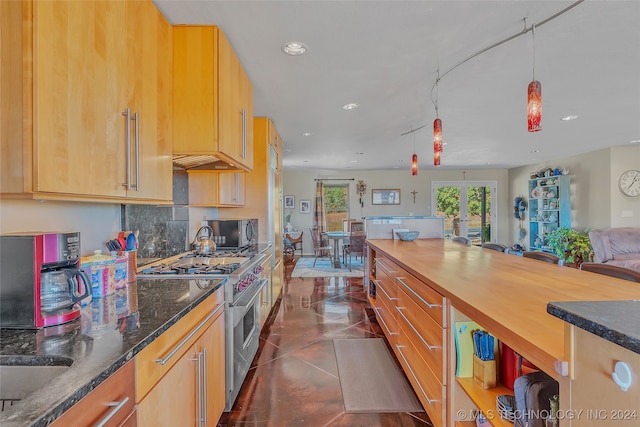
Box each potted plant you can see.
[546,227,593,267]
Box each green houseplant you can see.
[546,227,593,267]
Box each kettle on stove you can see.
[191,225,216,255]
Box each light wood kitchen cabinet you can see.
[0,0,172,204]
[569,327,640,426]
[187,170,245,207]
[173,26,254,171]
[136,287,225,427]
[219,172,246,206]
[371,251,447,427]
[50,360,136,427]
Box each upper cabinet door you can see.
[1,0,172,203]
[126,0,172,201]
[33,0,128,197]
[173,26,254,171]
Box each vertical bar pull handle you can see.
[133,112,139,191]
[121,108,131,190]
[241,108,247,159]
[202,348,208,425]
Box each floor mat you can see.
[291,257,364,278]
[333,338,425,413]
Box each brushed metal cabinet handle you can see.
[92,396,130,427]
[133,112,139,191]
[396,306,440,350]
[395,344,438,405]
[121,108,131,190]
[397,278,442,309]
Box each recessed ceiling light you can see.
[356,152,364,155]
[303,160,309,163]
[530,149,540,153]
[281,42,308,56]
[629,139,640,144]
[350,160,357,163]
[284,149,291,153]
[301,132,312,137]
[561,115,579,121]
[342,103,360,111]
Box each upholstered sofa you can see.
[589,227,640,273]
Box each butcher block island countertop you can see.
[366,238,640,378]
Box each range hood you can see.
[172,155,244,171]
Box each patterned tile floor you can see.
[218,257,433,427]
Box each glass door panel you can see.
[432,181,496,245]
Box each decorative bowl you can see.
[395,231,420,241]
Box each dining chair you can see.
[522,251,561,264]
[451,236,471,246]
[481,242,507,252]
[579,262,640,283]
[309,227,332,267]
[284,232,303,257]
[343,231,366,271]
[342,221,365,265]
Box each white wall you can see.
[0,199,121,255]
[610,146,640,227]
[507,145,640,246]
[283,168,510,254]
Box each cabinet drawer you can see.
[396,286,445,385]
[136,288,224,400]
[50,360,135,427]
[374,295,397,345]
[376,257,399,280]
[396,330,445,427]
[396,271,445,327]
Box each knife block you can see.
[473,355,496,389]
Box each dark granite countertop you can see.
[0,276,226,427]
[547,300,640,355]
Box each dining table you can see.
[321,231,350,268]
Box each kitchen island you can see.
[0,277,226,427]
[366,238,640,426]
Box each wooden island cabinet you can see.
[366,239,640,427]
[1,0,173,204]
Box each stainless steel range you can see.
[137,247,267,411]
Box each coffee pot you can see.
[40,268,90,314]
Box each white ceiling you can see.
[154,0,640,172]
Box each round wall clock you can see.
[619,169,640,197]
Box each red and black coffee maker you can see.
[0,232,89,329]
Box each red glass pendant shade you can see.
[433,118,443,166]
[527,80,542,132]
[411,153,418,176]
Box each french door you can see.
[431,181,497,245]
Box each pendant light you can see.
[433,118,442,166]
[527,24,542,132]
[433,73,443,166]
[411,131,418,175]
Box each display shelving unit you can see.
[528,175,571,251]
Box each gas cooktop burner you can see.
[141,262,242,276]
[181,246,252,259]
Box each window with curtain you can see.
[323,185,349,231]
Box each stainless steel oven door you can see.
[226,278,267,411]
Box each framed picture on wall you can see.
[372,189,401,205]
[284,195,295,209]
[299,200,311,213]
